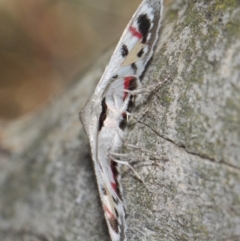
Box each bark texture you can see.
[1,1,240,241]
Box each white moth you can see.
[79,1,164,240]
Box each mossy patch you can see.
[215,0,236,11]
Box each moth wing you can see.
[95,0,164,95]
[80,98,127,241]
[79,1,164,241]
[94,139,127,241]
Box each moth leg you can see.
[107,151,130,158]
[125,143,169,163]
[119,75,142,96]
[125,111,132,123]
[108,153,149,190]
[123,81,162,96]
[125,143,151,152]
[127,107,149,126]
[124,82,163,123]
[110,156,140,178]
[121,95,132,113]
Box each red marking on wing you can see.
[103,204,115,219]
[111,182,117,191]
[123,76,134,100]
[129,26,142,39]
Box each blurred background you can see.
[0,0,140,121]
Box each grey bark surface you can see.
[1,1,240,241]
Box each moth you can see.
[79,0,164,240]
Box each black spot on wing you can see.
[121,44,129,57]
[112,75,118,79]
[127,95,135,113]
[131,63,138,73]
[128,78,138,91]
[98,97,107,131]
[137,14,151,43]
[109,217,119,233]
[137,48,144,58]
[114,208,119,218]
[102,186,107,195]
[119,113,127,130]
[111,161,119,178]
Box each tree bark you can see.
[1,1,240,240]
